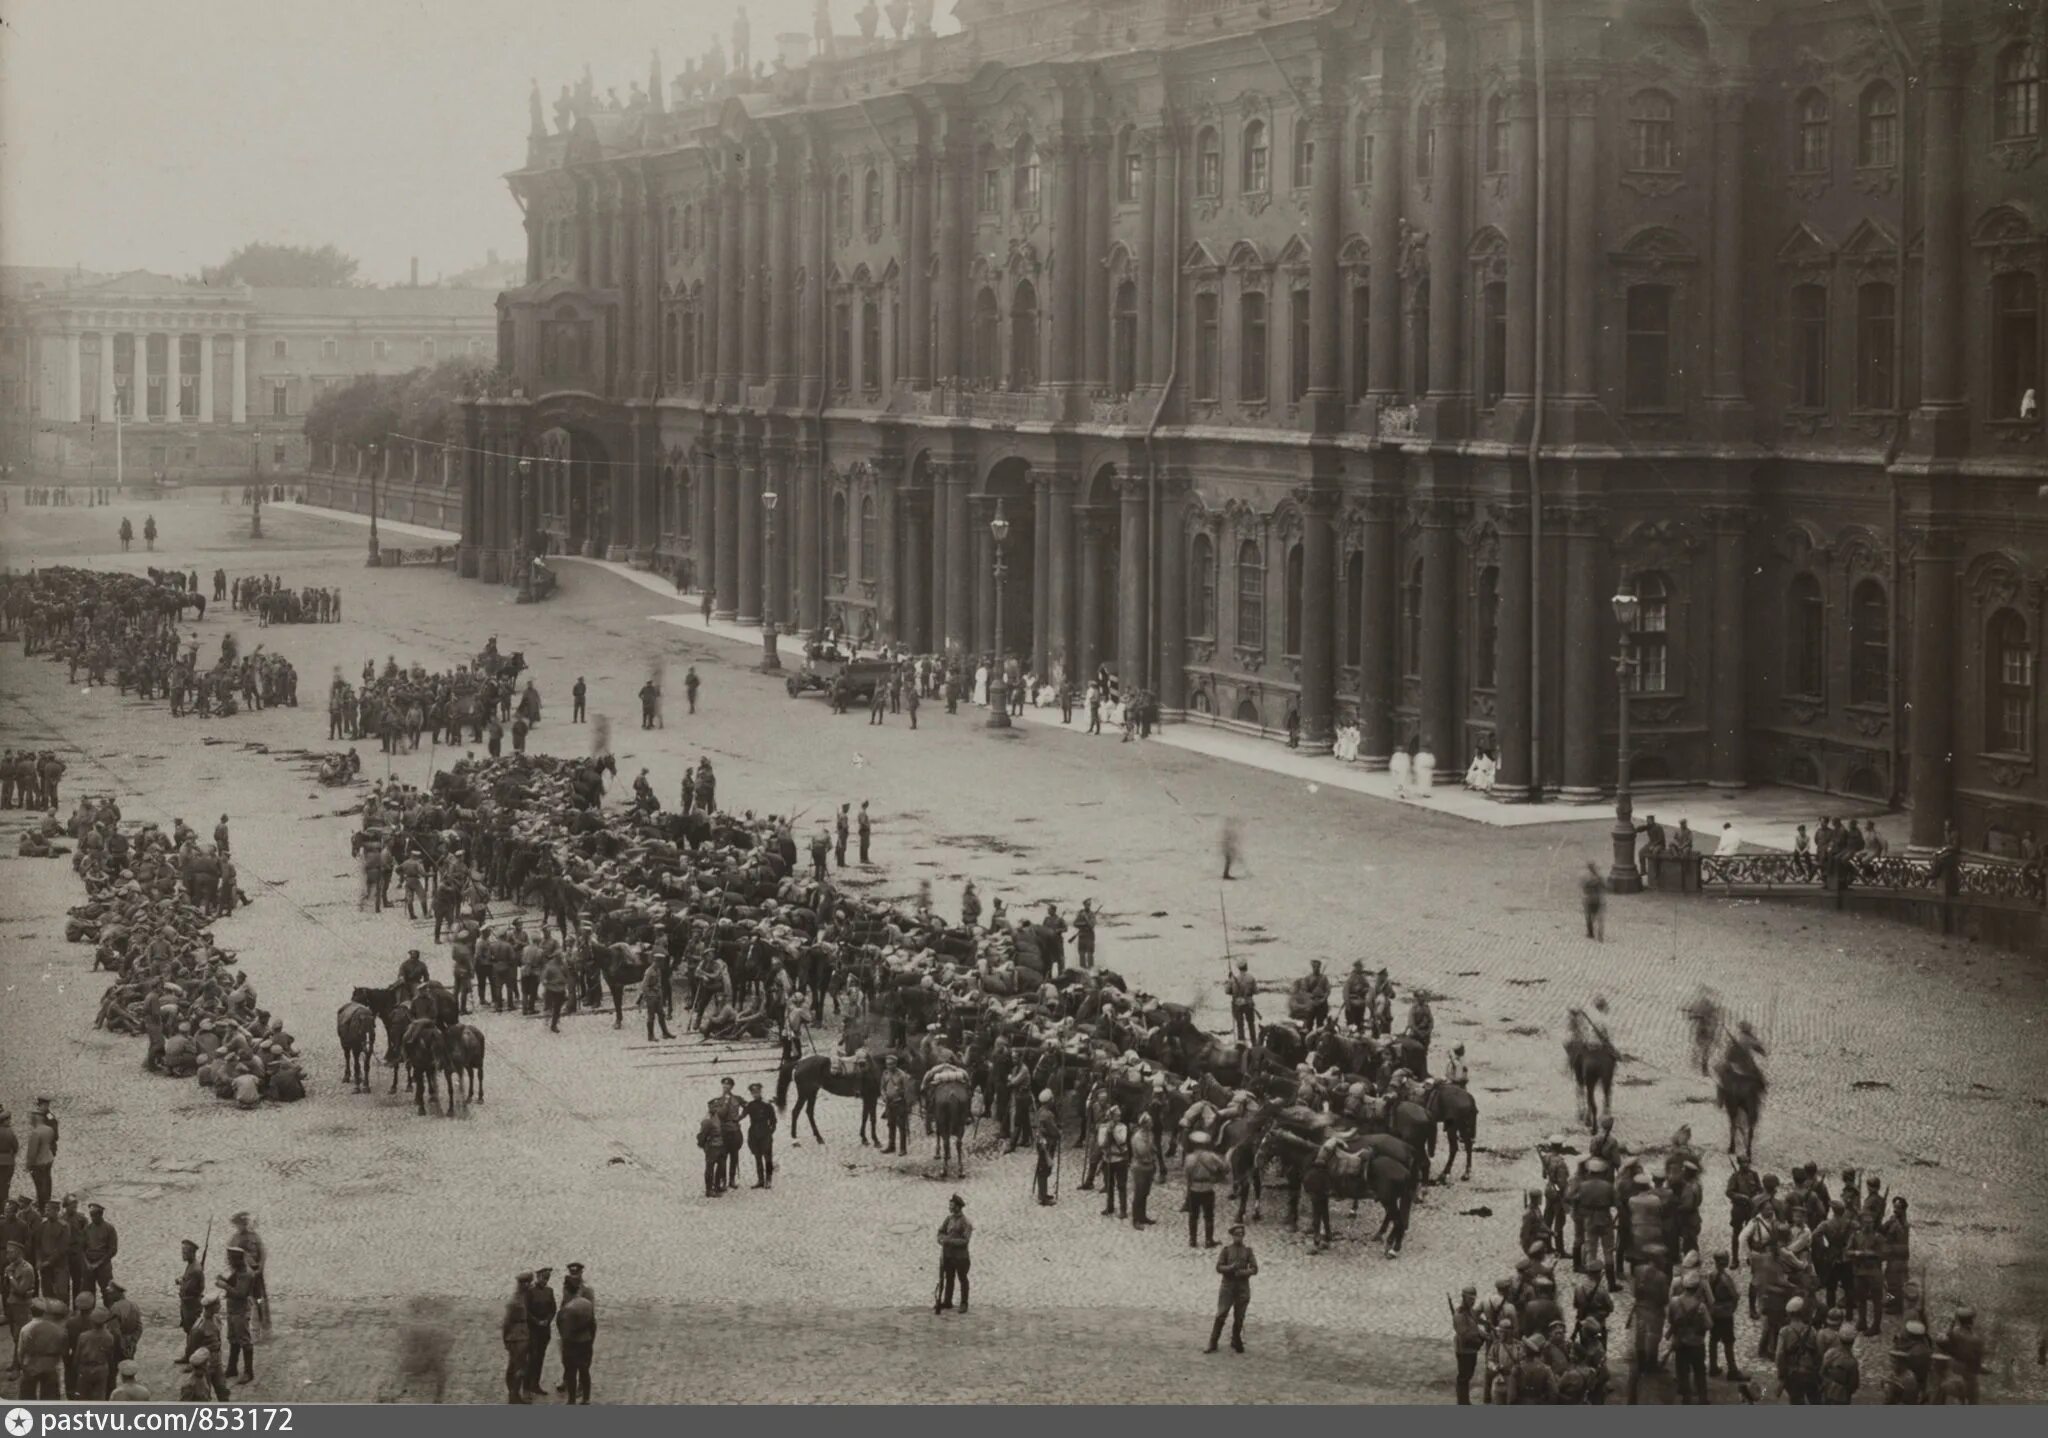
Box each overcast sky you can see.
[1,0,940,286]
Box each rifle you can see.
[199,1216,213,1277]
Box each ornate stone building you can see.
[462,0,2046,849]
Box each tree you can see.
[206,242,360,289]
[304,358,491,463]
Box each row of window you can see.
[827,491,880,582]
[266,336,478,363]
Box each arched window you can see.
[1858,81,1898,167]
[680,308,698,384]
[1794,89,1831,173]
[1344,551,1364,666]
[978,145,1000,213]
[1850,578,1888,707]
[1484,93,1509,174]
[1992,271,2040,420]
[862,168,883,230]
[1414,102,1435,180]
[1194,291,1220,400]
[1239,290,1268,403]
[1289,285,1311,403]
[1236,538,1266,649]
[860,299,881,392]
[973,286,1001,387]
[859,495,877,580]
[1118,126,1142,203]
[1791,283,1828,410]
[1284,543,1305,656]
[664,312,678,378]
[1191,532,1217,637]
[1010,280,1040,387]
[1997,44,2043,141]
[1625,284,1674,411]
[1242,119,1270,194]
[1855,282,1896,410]
[1629,572,1671,692]
[1989,607,2034,754]
[1012,137,1041,210]
[833,298,852,389]
[1629,90,1677,171]
[1401,558,1424,678]
[834,173,852,236]
[1789,572,1825,697]
[1291,115,1314,189]
[1352,120,1374,187]
[830,491,849,577]
[1111,279,1139,395]
[1195,127,1222,198]
[1476,565,1500,689]
[1480,280,1508,409]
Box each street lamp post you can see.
[986,499,1012,730]
[760,486,782,672]
[365,441,381,567]
[1607,585,1644,893]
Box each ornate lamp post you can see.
[986,498,1012,730]
[516,458,534,599]
[365,441,381,566]
[760,486,782,671]
[1607,584,1644,893]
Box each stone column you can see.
[906,152,932,387]
[98,331,116,422]
[713,437,740,619]
[1296,489,1338,749]
[1155,476,1188,713]
[759,447,785,630]
[901,490,928,652]
[877,470,899,641]
[944,463,973,658]
[641,189,662,387]
[717,172,742,400]
[526,210,542,285]
[1494,504,1533,797]
[1366,100,1403,401]
[933,141,967,383]
[1914,41,1968,451]
[1148,127,1177,387]
[1078,513,1107,680]
[1136,130,1157,385]
[1427,99,1467,410]
[1705,85,1748,412]
[575,181,594,288]
[1050,136,1084,387]
[737,438,762,624]
[1307,103,1343,424]
[692,446,715,596]
[1118,479,1150,689]
[929,471,948,651]
[1419,501,1461,774]
[1561,83,1599,402]
[197,335,214,423]
[1083,134,1111,388]
[1559,510,1604,799]
[770,171,795,398]
[1707,506,1748,788]
[798,162,824,406]
[796,444,822,631]
[1356,495,1399,766]
[1907,529,1957,847]
[1030,475,1053,677]
[231,334,247,423]
[742,175,766,388]
[1505,84,1537,404]
[975,510,997,659]
[1048,473,1076,683]
[165,330,182,422]
[63,331,81,422]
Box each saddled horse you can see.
[336,1001,378,1093]
[401,1016,451,1116]
[926,1070,973,1178]
[1421,1079,1479,1181]
[1566,1034,1618,1127]
[1218,1105,1273,1224]
[1715,1039,1767,1159]
[783,1051,882,1145]
[1261,1128,1417,1256]
[446,1023,486,1103]
[353,985,415,1095]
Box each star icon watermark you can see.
[7,1407,37,1437]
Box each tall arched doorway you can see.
[982,457,1037,666]
[1079,463,1123,681]
[536,425,611,556]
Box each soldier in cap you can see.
[524,1265,557,1396]
[1205,1223,1258,1354]
[1505,1335,1555,1404]
[1881,1340,1922,1404]
[1706,1251,1745,1381]
[1776,1294,1822,1403]
[502,1273,533,1403]
[3,1235,33,1356]
[1927,1351,1969,1404]
[177,1346,216,1402]
[1225,959,1259,1042]
[934,1194,972,1314]
[1665,1269,1711,1403]
[177,1237,204,1331]
[1820,1324,1861,1403]
[108,1357,152,1401]
[81,1200,117,1298]
[1452,1285,1486,1403]
[1033,1089,1061,1205]
[1939,1305,1982,1404]
[880,1055,914,1156]
[184,1296,229,1398]
[218,1244,256,1383]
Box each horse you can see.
[402,1016,450,1116]
[406,981,460,1028]
[783,1052,881,1146]
[1422,1079,1479,1181]
[336,1001,377,1093]
[1566,1035,1617,1127]
[1217,1105,1272,1224]
[927,1072,973,1178]
[446,1023,486,1103]
[1715,1045,1767,1159]
[352,985,414,1095]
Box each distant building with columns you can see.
[461,0,2046,850]
[0,269,496,482]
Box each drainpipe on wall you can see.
[1526,0,1549,799]
[1143,119,1183,699]
[1867,0,1914,811]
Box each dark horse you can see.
[336,1001,377,1093]
[1566,1029,1617,1127]
[402,1017,451,1117]
[447,1023,486,1103]
[353,985,414,1096]
[1715,1035,1768,1159]
[783,1052,881,1146]
[1421,1079,1479,1181]
[927,1073,973,1178]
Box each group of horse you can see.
[335,980,487,1116]
[1566,995,1771,1158]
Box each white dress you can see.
[973,665,989,706]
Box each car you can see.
[786,642,894,703]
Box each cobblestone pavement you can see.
[2,492,2044,1403]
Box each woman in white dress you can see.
[973,662,990,706]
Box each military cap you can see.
[1188,1130,1212,1146]
[202,1295,220,1309]
[1905,1320,1926,1336]
[565,1262,584,1274]
[118,1360,138,1378]
[949,1194,966,1209]
[1786,1297,1806,1314]
[1227,1223,1246,1237]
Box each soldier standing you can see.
[1880,1196,1910,1315]
[571,677,587,723]
[684,665,700,713]
[1582,862,1606,939]
[176,1238,203,1331]
[1776,1295,1822,1403]
[1226,960,1259,1043]
[1665,1271,1710,1403]
[880,1056,913,1156]
[555,1281,595,1404]
[1707,1251,1746,1381]
[1205,1223,1258,1354]
[857,801,873,864]
[743,1083,777,1188]
[934,1194,972,1314]
[218,1246,256,1384]
[501,1274,532,1403]
[1820,1326,1861,1403]
[697,1101,727,1196]
[523,1265,556,1396]
[1453,1285,1486,1403]
[834,804,851,867]
[1938,1305,1982,1404]
[1032,1090,1060,1205]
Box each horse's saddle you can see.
[829,1053,869,1078]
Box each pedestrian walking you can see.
[684,666,700,714]
[1205,1224,1258,1354]
[1582,862,1606,940]
[572,677,586,723]
[934,1194,972,1314]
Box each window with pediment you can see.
[1997,45,2042,141]
[1858,82,1898,168]
[1242,119,1269,195]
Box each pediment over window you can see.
[1181,240,1225,274]
[1609,224,1700,270]
[1774,221,1836,269]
